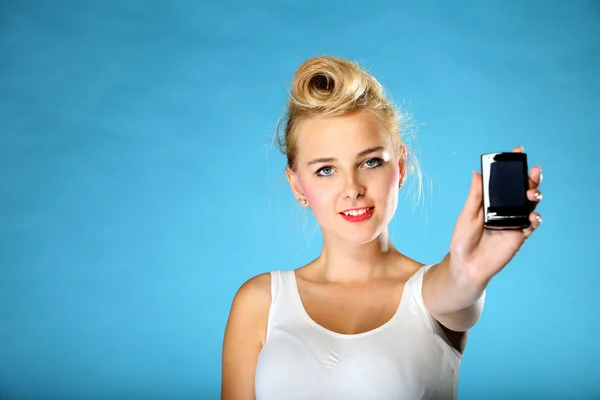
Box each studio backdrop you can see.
[1,1,598,399]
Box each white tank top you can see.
[255,264,462,400]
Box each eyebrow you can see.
[307,146,385,166]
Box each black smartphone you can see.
[481,152,531,230]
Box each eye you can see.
[315,166,334,177]
[363,157,383,169]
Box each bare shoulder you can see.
[234,272,272,305]
[226,272,272,344]
[221,273,273,398]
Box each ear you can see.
[286,167,308,206]
[398,146,407,188]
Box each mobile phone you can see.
[481,152,531,230]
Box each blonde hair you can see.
[276,55,424,207]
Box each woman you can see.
[221,56,543,399]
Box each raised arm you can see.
[422,252,487,332]
[423,146,543,333]
[221,273,271,400]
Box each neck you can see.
[314,230,400,284]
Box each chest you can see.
[296,280,406,335]
[256,322,458,400]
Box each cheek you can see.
[378,166,401,195]
[390,167,401,191]
[302,186,325,211]
[298,179,332,213]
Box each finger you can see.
[462,171,483,220]
[527,188,543,202]
[528,165,542,189]
[523,212,542,239]
[527,188,543,213]
[512,145,525,153]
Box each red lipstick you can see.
[339,207,375,222]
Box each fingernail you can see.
[536,215,542,224]
[534,192,542,200]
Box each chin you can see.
[336,220,388,245]
[345,234,382,245]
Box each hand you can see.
[448,146,543,284]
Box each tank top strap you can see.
[265,270,302,341]
[401,263,464,359]
[401,264,436,328]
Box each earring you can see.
[298,190,307,205]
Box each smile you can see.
[339,207,375,222]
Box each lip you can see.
[340,206,373,213]
[339,207,375,222]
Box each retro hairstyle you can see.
[276,55,423,205]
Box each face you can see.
[286,111,406,244]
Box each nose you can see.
[342,172,365,200]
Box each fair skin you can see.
[221,111,543,399]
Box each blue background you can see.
[1,1,598,399]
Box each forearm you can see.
[422,252,489,331]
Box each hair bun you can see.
[310,73,334,94]
[290,56,380,115]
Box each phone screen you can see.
[489,161,527,207]
[481,152,530,229]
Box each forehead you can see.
[295,112,391,159]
